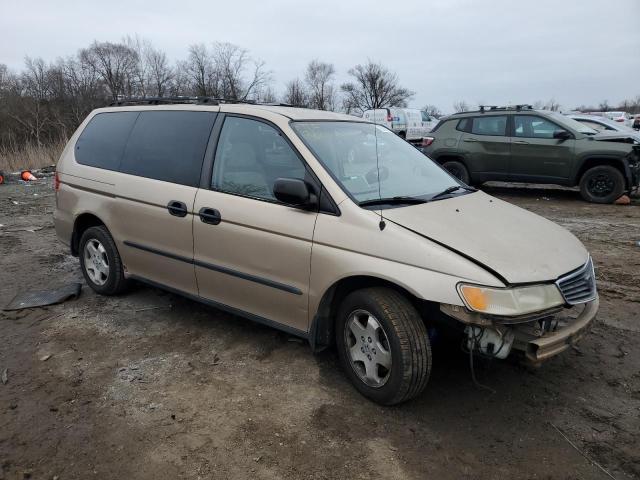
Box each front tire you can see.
[336,288,431,405]
[79,226,129,295]
[442,160,471,185]
[579,165,625,204]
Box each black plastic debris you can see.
[3,283,82,311]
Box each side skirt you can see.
[128,274,310,341]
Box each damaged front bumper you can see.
[441,296,599,365]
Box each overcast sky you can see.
[1,0,639,113]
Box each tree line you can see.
[2,36,639,156]
[0,37,414,153]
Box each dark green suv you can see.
[422,105,639,203]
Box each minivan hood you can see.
[382,191,588,284]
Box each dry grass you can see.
[0,141,67,172]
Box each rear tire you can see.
[442,160,471,185]
[335,287,431,405]
[79,226,129,295]
[579,165,625,204]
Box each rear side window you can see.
[471,116,507,136]
[456,118,471,132]
[120,111,216,187]
[75,112,139,170]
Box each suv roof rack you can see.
[476,104,534,114]
[109,97,295,108]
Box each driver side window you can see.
[212,117,306,202]
[514,115,567,139]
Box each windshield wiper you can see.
[359,196,428,207]
[430,185,476,201]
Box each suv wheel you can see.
[79,226,129,295]
[336,287,431,405]
[442,160,470,184]
[579,165,625,204]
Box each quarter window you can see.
[470,116,507,136]
[514,115,567,139]
[75,112,139,170]
[120,111,216,187]
[212,117,307,201]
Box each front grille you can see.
[556,257,597,305]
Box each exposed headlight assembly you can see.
[457,283,565,316]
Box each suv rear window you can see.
[120,111,216,187]
[75,112,139,170]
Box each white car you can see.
[605,111,633,128]
[568,114,635,133]
[568,114,640,145]
[362,108,436,143]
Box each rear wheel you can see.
[579,165,625,203]
[79,226,129,295]
[442,160,470,184]
[335,287,431,405]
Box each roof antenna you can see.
[372,108,386,231]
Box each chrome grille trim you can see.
[555,257,597,305]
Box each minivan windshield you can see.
[291,121,462,204]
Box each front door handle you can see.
[199,207,222,225]
[463,137,478,142]
[167,200,188,217]
[514,140,530,145]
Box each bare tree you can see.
[422,104,442,118]
[598,100,610,112]
[144,44,173,97]
[282,78,308,107]
[453,100,470,113]
[213,42,270,100]
[340,60,413,114]
[305,60,336,110]
[80,41,139,100]
[184,43,216,96]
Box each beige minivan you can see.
[54,100,598,405]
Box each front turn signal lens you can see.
[459,285,488,311]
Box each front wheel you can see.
[336,288,432,405]
[579,165,625,203]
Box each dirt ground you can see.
[1,177,639,480]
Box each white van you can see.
[362,108,436,143]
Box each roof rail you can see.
[475,104,534,114]
[109,97,297,108]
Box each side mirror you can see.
[553,130,572,140]
[273,178,316,208]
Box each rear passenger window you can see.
[75,112,139,170]
[120,111,216,187]
[471,116,507,136]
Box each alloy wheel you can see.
[344,309,392,387]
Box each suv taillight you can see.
[54,171,60,191]
[386,113,393,122]
[615,118,624,122]
[422,137,435,147]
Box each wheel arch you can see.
[71,212,108,256]
[309,275,438,352]
[574,156,631,189]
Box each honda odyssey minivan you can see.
[54,99,598,405]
